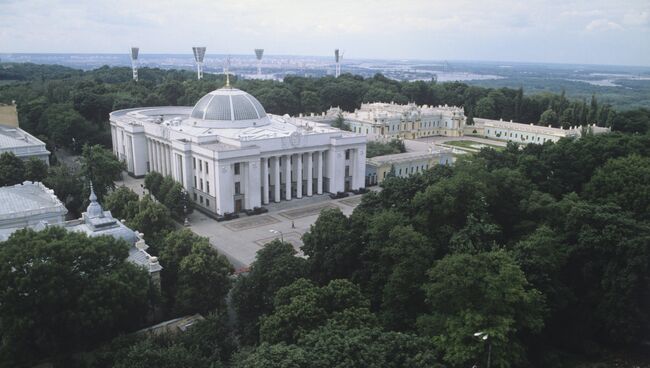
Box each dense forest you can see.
[0,64,650,367]
[1,63,649,156]
[2,133,648,367]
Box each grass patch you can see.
[444,140,504,151]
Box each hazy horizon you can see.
[1,0,649,67]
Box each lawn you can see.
[443,140,505,152]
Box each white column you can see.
[262,158,269,205]
[284,155,291,200]
[317,151,323,194]
[273,156,281,203]
[296,153,303,198]
[155,141,161,173]
[147,139,153,172]
[306,152,313,196]
[165,145,171,176]
[246,159,261,209]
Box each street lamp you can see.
[269,229,283,242]
[474,331,492,368]
[182,189,190,227]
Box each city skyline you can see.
[0,0,648,67]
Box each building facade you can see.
[366,148,455,186]
[307,102,466,140]
[110,87,366,216]
[473,118,611,144]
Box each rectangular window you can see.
[200,196,204,204]
[235,182,241,194]
[193,158,196,169]
[345,150,350,160]
[206,199,210,207]
[200,178,203,190]
[345,166,350,177]
[194,176,197,187]
[199,159,202,172]
[234,163,240,175]
[205,162,209,174]
[193,193,197,201]
[206,181,210,194]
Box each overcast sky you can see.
[1,0,649,66]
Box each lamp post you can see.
[182,189,190,227]
[269,229,283,242]
[473,331,491,368]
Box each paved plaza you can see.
[116,174,363,270]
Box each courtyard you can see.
[116,174,364,270]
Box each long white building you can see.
[110,86,366,216]
[473,118,611,144]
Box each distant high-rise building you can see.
[254,49,264,76]
[192,47,207,80]
[130,47,139,81]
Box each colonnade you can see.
[146,138,173,177]
[260,151,324,205]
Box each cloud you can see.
[623,11,649,27]
[585,19,624,31]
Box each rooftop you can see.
[0,181,67,220]
[0,124,47,151]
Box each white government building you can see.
[110,86,366,216]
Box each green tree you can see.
[232,240,308,345]
[300,90,321,113]
[475,96,497,119]
[0,227,150,365]
[0,152,25,186]
[144,171,164,196]
[112,338,213,368]
[104,186,140,220]
[125,194,175,248]
[418,251,544,367]
[159,229,233,315]
[173,242,233,315]
[540,108,559,125]
[259,279,372,344]
[43,163,84,214]
[583,155,650,220]
[23,157,48,182]
[302,208,358,284]
[80,144,124,201]
[331,111,350,131]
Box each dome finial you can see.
[89,181,97,202]
[86,181,104,218]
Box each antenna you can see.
[254,48,264,77]
[192,47,207,80]
[130,47,139,81]
[334,49,344,77]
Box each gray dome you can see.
[191,88,267,122]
